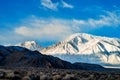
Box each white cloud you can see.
[73,11,120,28]
[15,18,75,41]
[15,11,120,42]
[1,10,120,45]
[41,0,58,10]
[61,0,74,9]
[40,0,74,10]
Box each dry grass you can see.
[0,67,120,80]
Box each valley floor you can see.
[0,67,120,80]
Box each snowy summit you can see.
[16,41,42,51]
[41,33,120,68]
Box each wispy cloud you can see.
[61,0,74,9]
[1,10,120,45]
[40,0,74,10]
[15,11,120,42]
[9,11,120,42]
[41,0,58,10]
[73,11,120,28]
[15,18,75,41]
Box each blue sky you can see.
[0,0,120,46]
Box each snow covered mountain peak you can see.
[42,33,120,54]
[64,33,119,43]
[65,33,94,41]
[41,33,120,67]
[16,40,42,51]
[64,33,95,44]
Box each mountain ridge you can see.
[41,33,120,54]
[41,33,120,67]
[0,45,104,70]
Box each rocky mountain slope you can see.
[0,45,104,70]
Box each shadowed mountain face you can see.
[0,45,104,71]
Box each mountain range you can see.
[15,33,120,68]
